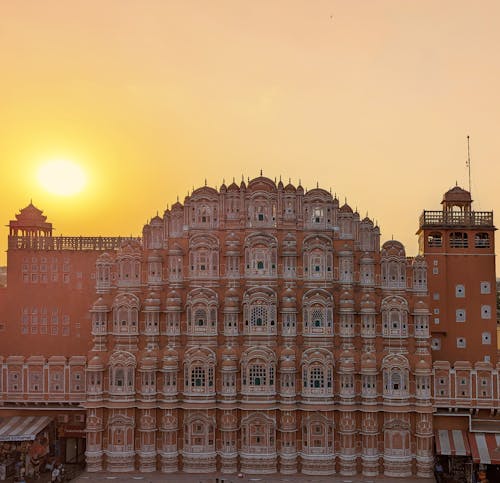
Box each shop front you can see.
[435,429,474,482]
[468,432,500,483]
[0,416,53,480]
[57,424,86,465]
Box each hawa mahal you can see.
[0,175,497,479]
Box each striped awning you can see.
[0,416,52,442]
[468,432,500,465]
[435,430,470,456]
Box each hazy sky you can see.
[1,1,499,268]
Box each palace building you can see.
[0,176,497,479]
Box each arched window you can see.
[382,354,409,399]
[112,293,140,335]
[241,347,276,395]
[189,234,219,278]
[241,415,276,454]
[117,243,142,287]
[381,241,406,289]
[412,256,427,290]
[95,253,113,292]
[186,288,218,336]
[244,233,277,277]
[243,287,277,335]
[302,415,334,455]
[183,347,216,397]
[109,351,136,396]
[301,348,334,399]
[302,290,333,336]
[303,235,333,281]
[382,296,409,338]
[183,414,216,454]
[384,420,411,458]
[108,415,134,452]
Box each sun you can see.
[37,160,87,196]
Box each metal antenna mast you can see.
[466,135,472,196]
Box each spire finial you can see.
[466,135,472,196]
[260,169,263,176]
[205,178,207,186]
[316,181,319,189]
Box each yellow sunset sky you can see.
[1,1,499,268]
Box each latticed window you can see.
[194,308,206,327]
[311,308,324,327]
[191,366,205,387]
[251,305,267,327]
[309,366,324,388]
[249,365,267,386]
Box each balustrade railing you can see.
[9,235,141,251]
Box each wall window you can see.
[455,284,465,298]
[457,337,466,348]
[480,282,491,294]
[427,232,442,247]
[431,338,441,351]
[481,305,492,319]
[456,309,466,323]
[482,332,491,345]
[450,232,468,248]
[475,232,490,248]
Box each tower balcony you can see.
[419,210,493,228]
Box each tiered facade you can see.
[83,177,433,476]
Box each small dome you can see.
[360,292,376,308]
[88,355,104,369]
[221,357,237,369]
[139,349,158,369]
[147,251,162,262]
[415,358,431,371]
[340,203,353,213]
[281,346,295,359]
[228,181,239,191]
[162,347,178,367]
[280,357,296,369]
[277,179,284,189]
[361,352,377,369]
[442,185,471,203]
[144,292,161,307]
[166,290,181,306]
[284,182,296,192]
[220,183,227,192]
[92,297,108,311]
[339,290,354,308]
[281,290,296,308]
[224,287,239,307]
[280,347,296,369]
[414,299,429,312]
[222,344,238,358]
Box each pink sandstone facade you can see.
[0,176,497,479]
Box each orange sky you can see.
[1,1,499,269]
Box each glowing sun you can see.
[37,160,87,196]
